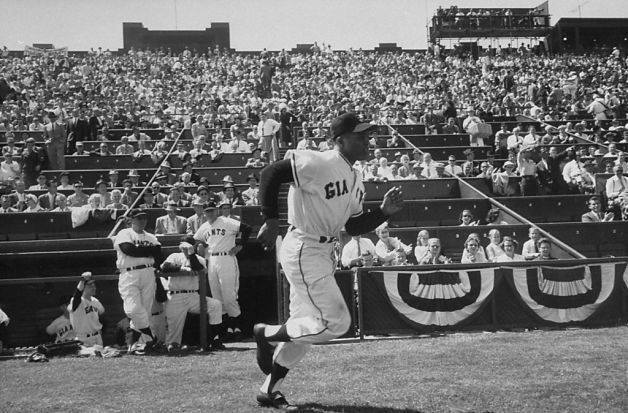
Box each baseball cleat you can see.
[253,323,275,375]
[256,391,297,411]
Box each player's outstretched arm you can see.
[257,159,294,250]
[345,186,404,236]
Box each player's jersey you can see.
[194,216,240,253]
[47,315,74,343]
[113,227,161,269]
[286,149,364,236]
[69,296,104,335]
[162,252,206,291]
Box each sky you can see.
[1,0,627,51]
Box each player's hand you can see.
[229,245,243,256]
[380,186,404,216]
[81,272,92,282]
[257,218,279,251]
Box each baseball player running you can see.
[193,201,252,339]
[160,235,225,351]
[253,112,404,410]
[113,209,163,355]
[69,272,105,347]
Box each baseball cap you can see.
[129,209,148,220]
[246,173,258,182]
[218,200,232,208]
[330,112,373,139]
[109,170,118,176]
[223,182,235,189]
[203,201,218,211]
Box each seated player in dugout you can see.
[69,272,105,347]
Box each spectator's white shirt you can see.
[462,116,481,131]
[445,164,463,177]
[562,159,584,183]
[126,133,150,142]
[341,237,377,268]
[605,174,628,198]
[258,118,280,136]
[0,160,20,182]
[378,165,393,179]
[507,134,522,150]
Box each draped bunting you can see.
[379,268,496,326]
[510,264,616,323]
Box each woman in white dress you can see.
[493,236,524,262]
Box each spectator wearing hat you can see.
[38,180,63,210]
[444,155,463,177]
[116,136,135,155]
[94,180,112,208]
[57,172,73,190]
[28,173,48,191]
[67,181,89,207]
[492,161,518,196]
[406,163,425,180]
[242,174,259,206]
[107,170,120,188]
[186,199,207,235]
[72,141,88,156]
[20,138,46,187]
[193,185,214,205]
[218,182,245,207]
[139,188,159,209]
[158,161,177,186]
[433,162,447,178]
[168,185,190,207]
[42,112,67,170]
[121,180,139,207]
[155,201,187,235]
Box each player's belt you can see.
[85,331,100,338]
[122,264,153,272]
[168,289,198,294]
[209,252,230,256]
[288,226,337,244]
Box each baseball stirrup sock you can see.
[260,363,289,394]
[139,327,154,339]
[264,324,291,342]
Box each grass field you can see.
[1,327,627,412]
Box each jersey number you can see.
[324,180,348,200]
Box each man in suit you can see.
[155,202,187,235]
[581,196,614,222]
[186,199,207,235]
[21,138,46,186]
[88,109,104,140]
[121,179,139,207]
[43,112,67,170]
[38,180,63,210]
[0,195,17,213]
[8,180,28,211]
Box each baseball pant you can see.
[118,268,156,333]
[75,331,103,347]
[46,142,65,170]
[273,231,351,369]
[207,255,241,317]
[164,293,222,345]
[150,302,167,343]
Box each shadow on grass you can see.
[296,403,423,412]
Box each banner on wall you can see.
[509,264,619,323]
[377,268,497,327]
[24,46,68,56]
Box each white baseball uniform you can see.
[113,228,160,339]
[274,149,362,369]
[46,315,74,343]
[161,252,223,345]
[194,216,242,317]
[69,296,104,346]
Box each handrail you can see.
[106,128,187,238]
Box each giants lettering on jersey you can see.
[85,305,96,315]
[210,228,227,236]
[324,180,349,200]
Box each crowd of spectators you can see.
[434,6,550,29]
[340,223,559,268]
[0,44,627,220]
